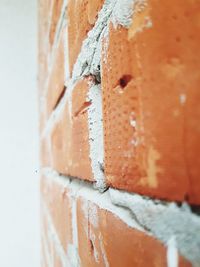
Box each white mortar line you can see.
[68,194,81,267]
[99,233,109,267]
[41,229,53,267]
[41,168,200,267]
[41,200,70,267]
[87,84,106,191]
[110,188,200,267]
[41,168,150,232]
[167,236,179,267]
[40,79,75,140]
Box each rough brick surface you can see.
[67,0,104,75]
[77,198,191,267]
[41,174,72,250]
[40,172,192,267]
[38,0,66,132]
[39,0,200,266]
[38,0,52,92]
[42,78,94,181]
[102,0,200,204]
[45,30,65,119]
[49,0,63,46]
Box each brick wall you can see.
[38,1,200,266]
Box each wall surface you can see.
[0,1,39,267]
[39,0,200,266]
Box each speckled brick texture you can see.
[102,0,200,204]
[38,0,200,266]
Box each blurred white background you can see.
[0,1,39,266]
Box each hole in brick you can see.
[74,101,91,117]
[53,86,67,110]
[89,239,94,252]
[184,193,189,202]
[191,205,200,216]
[119,75,133,89]
[175,36,181,43]
[184,11,190,18]
[189,35,194,40]
[172,14,178,20]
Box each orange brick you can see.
[77,197,191,267]
[102,0,200,204]
[38,0,66,133]
[67,0,104,75]
[40,174,72,251]
[45,29,66,120]
[50,78,93,180]
[41,209,65,267]
[38,0,52,92]
[39,24,66,134]
[40,135,51,167]
[40,171,195,267]
[70,79,93,179]
[87,0,104,25]
[50,101,72,174]
[53,245,62,267]
[41,207,54,267]
[49,0,63,46]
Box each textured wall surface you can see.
[39,1,200,266]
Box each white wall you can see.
[0,1,39,266]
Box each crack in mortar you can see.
[42,168,200,267]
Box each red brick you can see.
[77,197,191,267]
[102,0,200,204]
[67,0,104,75]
